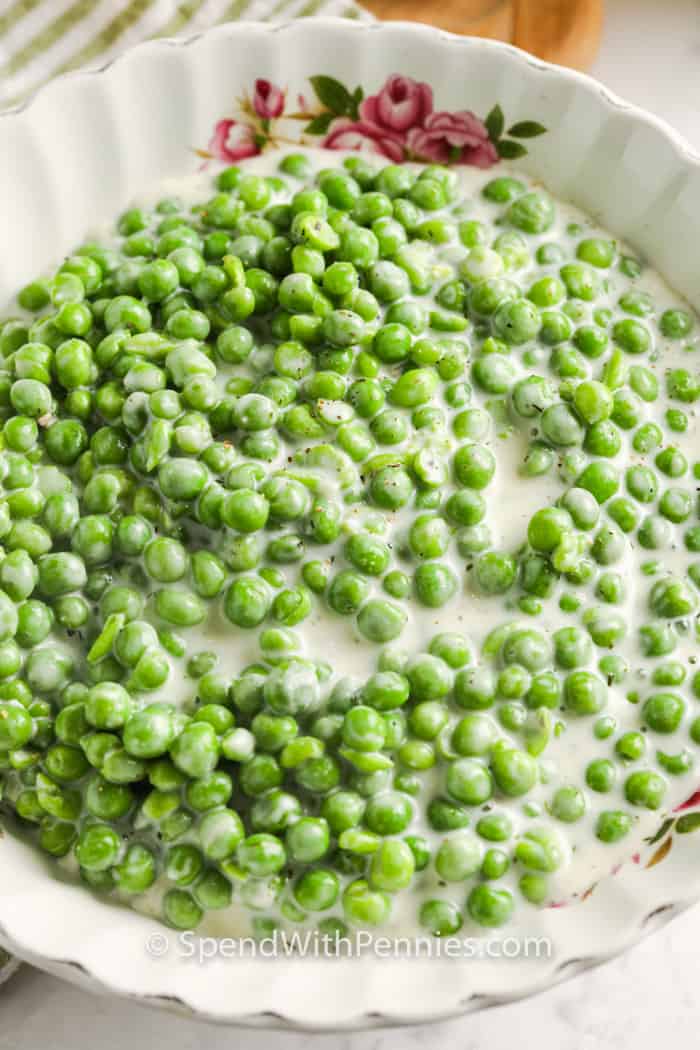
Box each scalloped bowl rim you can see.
[1,16,700,1031]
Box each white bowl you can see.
[2,16,700,1030]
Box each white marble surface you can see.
[5,1,700,1045]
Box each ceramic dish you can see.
[2,16,700,1030]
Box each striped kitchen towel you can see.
[0,0,372,110]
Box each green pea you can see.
[515,826,565,872]
[508,192,555,234]
[75,823,121,871]
[368,839,415,891]
[467,884,514,927]
[596,810,633,843]
[642,692,685,733]
[446,758,493,805]
[476,811,513,842]
[550,786,586,823]
[474,552,516,595]
[613,318,651,354]
[624,770,667,810]
[661,308,694,339]
[170,722,219,778]
[420,899,463,937]
[489,741,537,798]
[342,878,390,927]
[492,298,541,345]
[577,237,615,268]
[162,889,203,930]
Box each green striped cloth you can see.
[0,0,371,110]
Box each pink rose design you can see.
[253,79,285,120]
[360,74,433,134]
[208,119,260,163]
[407,110,499,168]
[322,118,404,162]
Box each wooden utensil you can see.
[361,0,604,71]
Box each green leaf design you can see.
[304,113,335,135]
[497,139,528,160]
[310,75,354,116]
[645,816,674,845]
[351,86,364,120]
[485,104,504,142]
[676,812,700,834]
[508,120,547,139]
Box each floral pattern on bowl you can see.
[641,789,700,866]
[199,73,547,167]
[546,788,700,910]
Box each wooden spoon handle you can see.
[360,0,603,70]
[361,0,514,39]
[513,0,603,70]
